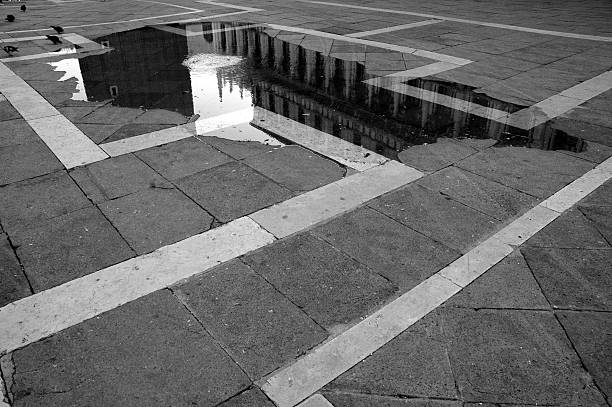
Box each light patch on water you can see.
[48,58,88,101]
[182,53,243,72]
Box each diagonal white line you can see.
[346,19,443,38]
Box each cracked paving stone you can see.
[0,233,31,307]
[217,387,275,406]
[578,205,612,244]
[8,290,251,407]
[323,393,461,407]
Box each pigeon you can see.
[46,35,62,45]
[6,14,15,22]
[3,45,18,56]
[20,4,26,11]
[50,25,64,34]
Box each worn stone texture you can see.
[174,260,328,379]
[0,119,39,148]
[176,161,293,222]
[99,187,213,255]
[398,138,478,172]
[9,290,251,407]
[324,393,461,407]
[217,388,276,407]
[242,233,396,328]
[0,141,64,186]
[312,206,459,290]
[524,208,609,248]
[579,205,612,244]
[0,233,30,307]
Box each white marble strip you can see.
[0,62,108,168]
[252,107,388,171]
[267,24,472,65]
[346,19,443,38]
[259,154,612,406]
[250,161,423,238]
[298,0,612,42]
[0,217,276,355]
[100,108,253,156]
[298,394,335,407]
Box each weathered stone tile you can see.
[579,205,612,244]
[75,123,124,144]
[174,260,327,379]
[0,141,63,185]
[243,146,344,192]
[15,206,134,292]
[0,119,39,148]
[199,124,280,159]
[323,393,460,407]
[99,187,213,255]
[133,109,189,125]
[397,138,477,172]
[135,137,233,180]
[312,206,459,290]
[69,154,172,203]
[8,290,250,406]
[0,233,30,307]
[521,247,612,311]
[103,123,174,143]
[176,161,293,222]
[369,184,499,253]
[444,308,606,405]
[444,251,549,309]
[0,171,91,236]
[557,311,612,400]
[417,166,538,221]
[242,233,396,328]
[0,100,21,121]
[77,105,145,124]
[217,388,276,407]
[456,147,594,198]
[324,310,457,399]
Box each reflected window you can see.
[109,85,119,98]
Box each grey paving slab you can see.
[443,308,606,405]
[369,184,499,253]
[74,123,124,144]
[0,233,30,307]
[135,137,233,180]
[324,310,457,399]
[133,109,189,125]
[176,161,293,223]
[550,117,612,147]
[524,208,610,249]
[311,206,459,290]
[456,146,595,198]
[199,134,278,160]
[243,145,345,193]
[0,119,39,148]
[0,141,64,186]
[174,260,327,379]
[14,206,133,292]
[103,123,175,143]
[323,392,460,406]
[397,138,477,172]
[0,171,91,236]
[557,311,612,400]
[0,100,21,122]
[69,154,172,204]
[579,180,612,206]
[77,105,145,125]
[521,247,612,311]
[579,205,612,244]
[444,251,550,310]
[57,106,99,122]
[558,140,612,164]
[217,387,276,407]
[7,290,250,407]
[99,187,213,255]
[417,166,539,221]
[242,233,396,329]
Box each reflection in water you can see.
[49,58,88,101]
[57,22,589,160]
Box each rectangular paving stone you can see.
[77,105,145,125]
[443,308,606,405]
[242,233,396,328]
[579,205,612,244]
[312,206,459,290]
[174,259,328,379]
[199,133,278,160]
[14,206,134,292]
[417,166,539,221]
[0,171,91,237]
[102,123,175,143]
[521,247,612,311]
[0,141,64,186]
[218,388,276,407]
[323,393,461,406]
[99,187,213,255]
[7,290,251,407]
[397,137,477,172]
[75,123,124,144]
[557,311,612,400]
[243,145,345,193]
[0,119,38,148]
[135,137,233,180]
[0,234,30,307]
[580,180,612,207]
[176,161,293,223]
[369,183,499,253]
[69,154,172,203]
[324,310,457,399]
[456,146,595,198]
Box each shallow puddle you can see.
[51,21,592,161]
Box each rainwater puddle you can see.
[52,21,591,162]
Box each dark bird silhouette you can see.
[20,4,26,11]
[50,25,64,34]
[6,14,15,22]
[46,35,62,45]
[3,45,18,56]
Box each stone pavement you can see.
[0,0,611,406]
